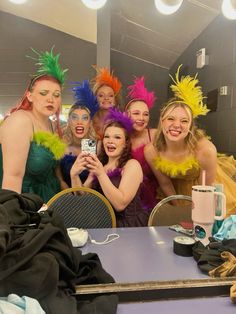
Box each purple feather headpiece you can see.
[104,107,133,134]
[126,76,156,109]
[71,80,99,117]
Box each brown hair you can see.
[98,121,132,168]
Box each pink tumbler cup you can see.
[191,185,226,245]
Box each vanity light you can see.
[81,0,107,10]
[8,0,28,4]
[154,0,183,15]
[222,0,236,20]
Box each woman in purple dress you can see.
[70,108,148,227]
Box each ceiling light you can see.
[8,0,28,4]
[154,0,183,15]
[81,0,107,10]
[222,0,236,20]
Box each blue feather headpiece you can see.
[105,107,133,134]
[71,80,99,117]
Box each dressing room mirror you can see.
[0,1,236,295]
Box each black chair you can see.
[47,187,116,228]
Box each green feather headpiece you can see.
[169,64,209,118]
[27,46,68,85]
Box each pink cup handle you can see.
[214,191,226,220]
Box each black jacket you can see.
[0,189,118,313]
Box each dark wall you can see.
[111,51,169,126]
[0,10,169,128]
[0,10,96,115]
[171,15,236,155]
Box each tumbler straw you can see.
[202,170,206,186]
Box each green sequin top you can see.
[0,131,66,203]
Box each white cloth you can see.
[0,294,45,314]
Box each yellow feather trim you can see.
[153,155,200,177]
[169,65,209,118]
[33,131,66,160]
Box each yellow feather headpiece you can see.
[169,65,209,118]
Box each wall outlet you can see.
[219,86,229,96]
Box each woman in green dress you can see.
[0,48,66,202]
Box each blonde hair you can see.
[154,99,206,153]
[62,104,96,145]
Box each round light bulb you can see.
[9,0,28,4]
[81,0,107,10]
[154,0,183,15]
[222,0,236,20]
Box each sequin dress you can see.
[0,131,66,203]
[92,168,148,227]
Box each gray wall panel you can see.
[171,15,236,155]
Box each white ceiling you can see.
[0,0,222,69]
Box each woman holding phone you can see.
[58,80,99,189]
[70,108,148,227]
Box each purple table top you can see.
[81,226,207,283]
[117,296,236,314]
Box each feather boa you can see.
[33,131,66,160]
[154,155,200,177]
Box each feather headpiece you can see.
[93,67,122,95]
[126,76,156,109]
[104,107,133,134]
[169,64,209,118]
[27,46,67,85]
[71,80,99,117]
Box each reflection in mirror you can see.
[0,1,236,291]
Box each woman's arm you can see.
[87,156,143,211]
[144,143,177,197]
[70,152,89,187]
[149,128,157,143]
[196,138,217,185]
[0,111,32,193]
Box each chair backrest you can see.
[47,187,116,228]
[148,195,192,227]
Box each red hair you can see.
[9,75,63,137]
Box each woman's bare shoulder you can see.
[144,142,157,154]
[0,111,33,137]
[125,158,142,169]
[196,137,217,162]
[2,110,32,127]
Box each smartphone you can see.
[81,139,97,154]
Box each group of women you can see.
[1,47,236,228]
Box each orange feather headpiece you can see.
[93,67,122,95]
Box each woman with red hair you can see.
[0,48,66,202]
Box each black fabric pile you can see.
[192,237,236,274]
[0,189,118,313]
